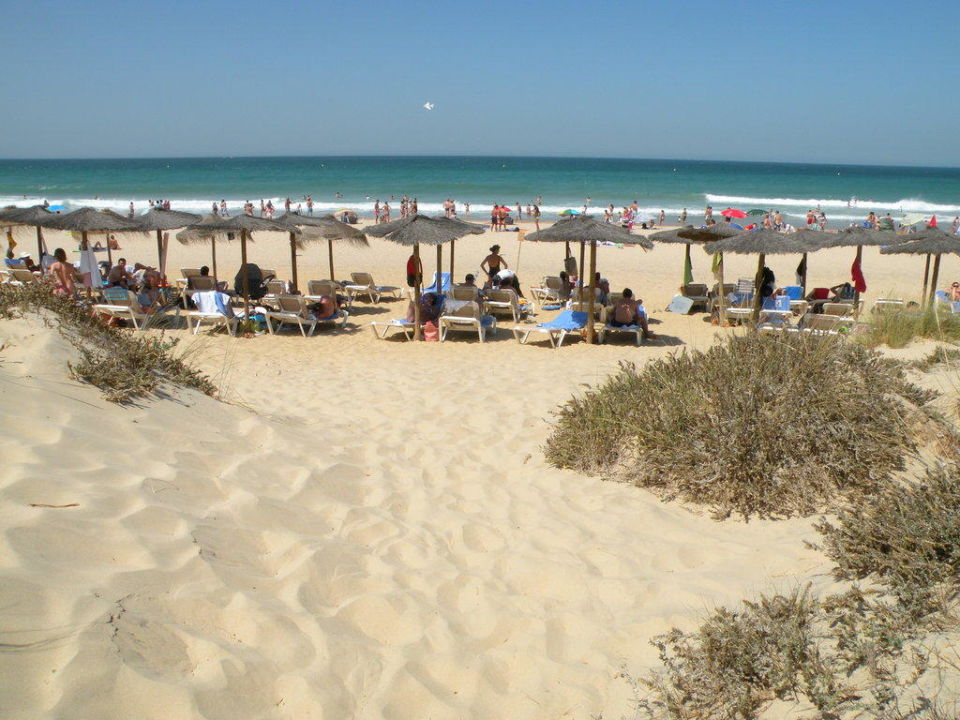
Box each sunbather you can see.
[107,258,133,288]
[610,288,654,339]
[404,291,442,341]
[49,248,80,297]
[494,269,525,298]
[950,282,960,302]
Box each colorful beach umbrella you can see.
[720,208,748,219]
[559,209,580,216]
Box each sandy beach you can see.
[2,219,958,719]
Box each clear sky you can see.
[2,0,958,166]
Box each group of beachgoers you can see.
[400,242,653,341]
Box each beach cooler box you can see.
[667,295,695,314]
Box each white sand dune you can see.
[3,222,946,718]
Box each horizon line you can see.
[0,153,958,172]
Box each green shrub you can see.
[815,464,960,615]
[545,333,936,519]
[862,309,960,349]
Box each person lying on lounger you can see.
[610,288,655,339]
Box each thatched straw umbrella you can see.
[429,216,486,281]
[0,205,56,260]
[526,216,652,343]
[880,228,960,307]
[177,214,299,319]
[41,208,143,294]
[365,215,484,341]
[668,224,745,324]
[134,209,200,278]
[802,226,903,306]
[277,213,369,291]
[704,229,816,323]
[651,225,707,285]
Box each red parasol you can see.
[720,208,748,219]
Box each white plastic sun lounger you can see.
[439,301,497,342]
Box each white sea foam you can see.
[704,193,960,215]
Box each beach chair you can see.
[530,276,564,307]
[708,282,736,312]
[92,287,150,329]
[260,279,288,308]
[344,272,401,303]
[484,288,523,322]
[681,283,710,312]
[822,302,854,317]
[7,268,40,286]
[451,284,480,301]
[439,301,497,342]
[302,279,351,309]
[184,290,238,335]
[420,272,452,296]
[872,298,905,313]
[370,317,416,340]
[512,310,588,348]
[801,314,849,336]
[784,285,804,301]
[264,295,348,336]
[598,306,648,346]
[568,299,606,320]
[182,275,217,308]
[177,267,201,290]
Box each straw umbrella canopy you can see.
[703,229,822,323]
[651,225,710,287]
[665,223,744,323]
[0,205,55,259]
[177,214,299,319]
[42,208,143,284]
[365,214,485,341]
[804,225,903,306]
[526,215,652,343]
[277,212,368,291]
[428,215,486,280]
[134,209,200,278]
[880,227,960,307]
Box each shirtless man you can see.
[704,205,713,222]
[610,288,654,339]
[773,210,783,229]
[107,258,133,288]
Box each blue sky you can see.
[2,0,958,166]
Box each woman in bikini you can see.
[481,244,507,281]
[49,248,79,297]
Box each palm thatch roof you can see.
[176,213,299,243]
[41,207,142,233]
[364,214,484,246]
[812,225,902,248]
[277,213,369,246]
[135,208,201,231]
[676,223,742,242]
[649,226,696,244]
[702,229,813,255]
[526,215,653,249]
[0,205,55,227]
[880,228,960,256]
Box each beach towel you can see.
[194,290,235,317]
[852,257,867,293]
[711,253,723,281]
[683,253,693,285]
[538,310,588,331]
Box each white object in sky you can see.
[423,102,435,111]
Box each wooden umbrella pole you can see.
[929,254,942,309]
[751,253,766,325]
[716,253,727,325]
[684,243,691,284]
[289,232,299,292]
[801,252,808,294]
[565,240,570,259]
[578,241,586,287]
[36,226,44,259]
[327,238,335,281]
[156,229,164,277]
[449,239,455,279]
[587,239,598,343]
[437,244,443,294]
[413,242,422,341]
[922,253,931,302]
[211,238,218,281]
[81,231,91,299]
[106,234,113,267]
[241,230,250,320]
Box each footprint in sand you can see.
[462,523,507,553]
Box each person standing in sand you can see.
[220,199,227,216]
[704,205,713,223]
[678,208,688,223]
[658,209,666,226]
[374,200,381,222]
[481,244,507,281]
[382,202,391,222]
[532,204,541,230]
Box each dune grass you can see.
[545,332,937,519]
[860,308,960,349]
[641,462,960,720]
[0,282,215,404]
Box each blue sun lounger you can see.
[422,272,452,295]
[512,310,588,348]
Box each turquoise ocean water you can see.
[1,156,958,225]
